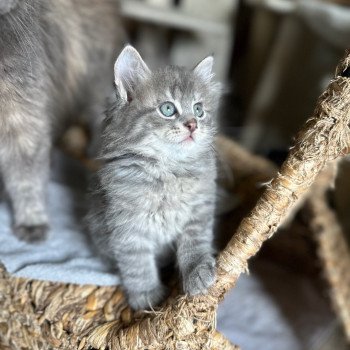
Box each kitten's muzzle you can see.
[183,118,197,133]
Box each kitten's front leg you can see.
[115,244,167,310]
[177,218,216,296]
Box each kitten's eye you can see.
[159,102,177,118]
[193,103,204,118]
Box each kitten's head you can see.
[110,45,221,158]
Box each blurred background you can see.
[119,0,346,155]
[112,0,350,349]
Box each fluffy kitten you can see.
[0,0,124,242]
[87,46,221,310]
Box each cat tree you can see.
[1,51,350,349]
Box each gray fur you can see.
[0,0,124,242]
[86,46,221,310]
[0,0,18,15]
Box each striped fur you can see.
[87,46,221,310]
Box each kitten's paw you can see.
[183,256,216,296]
[14,224,49,243]
[127,284,168,310]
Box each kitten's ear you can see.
[193,56,214,82]
[114,45,150,101]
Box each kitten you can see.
[0,0,124,242]
[87,45,221,310]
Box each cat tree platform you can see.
[1,51,350,349]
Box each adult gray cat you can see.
[0,0,124,242]
[87,46,221,310]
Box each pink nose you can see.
[183,118,197,133]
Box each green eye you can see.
[193,103,204,118]
[159,102,177,117]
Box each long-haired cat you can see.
[87,45,221,310]
[0,0,124,242]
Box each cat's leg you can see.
[114,241,167,310]
[177,213,216,296]
[0,136,50,242]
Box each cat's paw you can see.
[182,256,216,296]
[127,284,168,310]
[14,224,49,243]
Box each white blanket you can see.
[0,180,120,285]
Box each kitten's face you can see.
[130,68,218,152]
[111,46,221,158]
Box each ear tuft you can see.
[193,56,214,82]
[114,45,150,101]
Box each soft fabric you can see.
[218,262,334,350]
[0,180,120,286]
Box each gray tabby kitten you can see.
[87,46,221,310]
[0,0,123,242]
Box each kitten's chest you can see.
[142,177,200,242]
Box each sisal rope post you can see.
[86,51,350,350]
